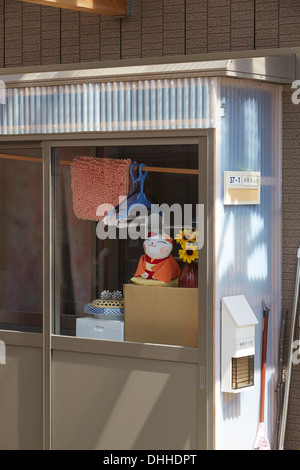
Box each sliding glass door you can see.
[0,130,214,450]
[0,147,43,332]
[0,145,43,449]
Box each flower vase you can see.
[178,262,197,288]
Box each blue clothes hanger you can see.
[104,162,161,226]
[129,163,151,207]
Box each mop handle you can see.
[260,304,270,422]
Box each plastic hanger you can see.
[103,163,161,226]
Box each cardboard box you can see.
[124,284,198,347]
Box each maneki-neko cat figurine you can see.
[133,232,181,285]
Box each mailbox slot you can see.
[222,295,258,393]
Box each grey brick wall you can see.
[231,0,254,51]
[208,0,230,52]
[4,0,22,67]
[0,0,299,66]
[280,0,300,47]
[282,89,300,450]
[41,6,60,65]
[0,0,3,67]
[141,0,162,57]
[186,0,207,54]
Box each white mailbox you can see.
[221,295,258,393]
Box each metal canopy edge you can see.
[225,55,295,83]
[0,52,296,88]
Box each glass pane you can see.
[0,149,43,332]
[54,144,199,347]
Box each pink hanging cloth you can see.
[71,156,132,221]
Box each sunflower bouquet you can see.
[174,228,198,287]
[174,229,199,264]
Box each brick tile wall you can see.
[282,89,300,450]
[1,0,300,66]
[4,0,22,67]
[79,12,100,62]
[208,0,231,52]
[41,6,60,65]
[121,0,141,59]
[186,0,207,55]
[0,0,4,67]
[231,0,254,51]
[22,3,41,66]
[163,0,185,56]
[61,10,80,64]
[100,16,121,61]
[255,0,279,49]
[141,0,163,58]
[280,0,300,47]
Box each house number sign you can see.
[224,171,261,205]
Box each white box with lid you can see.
[76,316,124,341]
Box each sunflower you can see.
[178,244,198,264]
[175,229,198,249]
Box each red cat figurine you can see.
[134,232,181,284]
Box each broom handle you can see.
[260,307,269,422]
[275,310,288,449]
[279,246,300,449]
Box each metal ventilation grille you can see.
[232,355,254,390]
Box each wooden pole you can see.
[0,153,199,175]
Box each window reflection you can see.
[0,149,43,332]
[54,144,199,347]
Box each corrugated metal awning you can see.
[0,50,294,136]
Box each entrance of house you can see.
[0,130,214,450]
